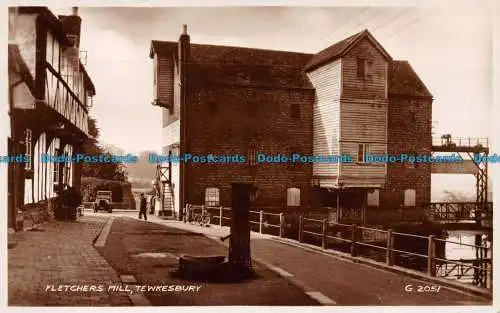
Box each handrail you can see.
[303,217,323,223]
[262,212,281,217]
[184,203,493,289]
[432,136,489,147]
[358,226,387,233]
[392,231,429,240]
[391,249,429,259]
[434,237,491,250]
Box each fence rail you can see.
[184,203,493,290]
[432,136,489,148]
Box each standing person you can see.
[139,193,147,220]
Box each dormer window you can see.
[357,58,373,79]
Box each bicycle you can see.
[193,209,211,226]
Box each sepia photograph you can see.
[4,2,496,308]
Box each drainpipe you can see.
[178,24,190,221]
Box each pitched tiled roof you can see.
[389,60,432,98]
[150,40,177,58]
[151,40,314,89]
[305,31,364,71]
[305,29,392,71]
[189,44,313,89]
[150,33,429,95]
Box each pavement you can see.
[108,211,492,306]
[95,217,318,306]
[8,216,131,306]
[7,210,493,306]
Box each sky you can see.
[46,5,493,155]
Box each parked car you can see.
[94,191,113,213]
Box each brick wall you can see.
[185,85,314,210]
[383,97,432,208]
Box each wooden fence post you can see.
[322,219,327,249]
[298,215,303,243]
[427,235,436,276]
[279,213,284,238]
[386,229,393,266]
[488,244,493,290]
[219,206,223,227]
[259,210,263,234]
[351,224,357,257]
[184,204,189,223]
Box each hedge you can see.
[81,177,135,210]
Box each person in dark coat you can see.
[139,193,147,220]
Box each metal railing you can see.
[184,203,493,290]
[430,202,493,222]
[432,136,489,148]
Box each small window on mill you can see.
[357,58,373,78]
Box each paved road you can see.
[8,216,131,306]
[102,210,491,306]
[96,217,318,306]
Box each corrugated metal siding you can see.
[307,59,341,179]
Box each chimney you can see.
[178,24,190,68]
[8,7,19,44]
[58,9,82,47]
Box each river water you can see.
[441,229,492,288]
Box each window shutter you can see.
[357,58,365,77]
[357,144,364,163]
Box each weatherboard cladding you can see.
[307,59,341,179]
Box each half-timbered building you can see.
[150,27,432,223]
[7,7,96,230]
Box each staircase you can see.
[160,181,175,218]
[156,163,175,219]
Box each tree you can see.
[88,117,99,139]
[82,117,125,181]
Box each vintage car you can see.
[94,190,113,213]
